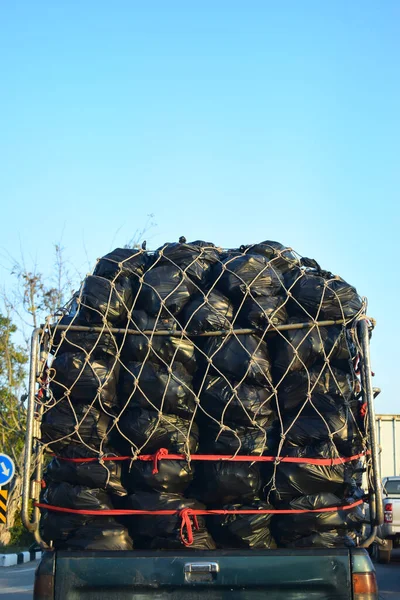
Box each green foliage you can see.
[8,509,35,547]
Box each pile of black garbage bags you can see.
[40,239,367,551]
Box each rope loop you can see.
[152,448,169,474]
[179,508,199,547]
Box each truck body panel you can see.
[376,414,400,478]
[33,549,376,600]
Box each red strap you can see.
[179,508,200,547]
[53,450,369,466]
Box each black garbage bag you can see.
[59,520,134,551]
[192,462,261,505]
[122,310,197,374]
[282,404,363,456]
[94,247,147,280]
[203,334,273,385]
[289,270,363,321]
[199,376,275,427]
[43,481,113,511]
[180,290,234,333]
[276,364,357,414]
[122,459,194,494]
[124,492,215,549]
[270,442,362,502]
[271,492,365,544]
[273,321,356,375]
[41,401,112,453]
[200,420,278,456]
[40,510,87,544]
[79,275,133,325]
[114,408,199,455]
[49,315,119,358]
[240,241,300,274]
[49,352,119,409]
[277,530,356,549]
[213,254,284,299]
[237,295,288,330]
[133,266,197,317]
[208,499,276,549]
[45,455,126,496]
[155,240,220,284]
[119,361,195,418]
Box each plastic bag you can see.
[41,401,112,453]
[289,270,363,320]
[181,290,234,333]
[270,442,362,502]
[49,351,119,408]
[94,247,147,280]
[122,310,197,374]
[42,481,113,511]
[203,334,273,385]
[276,364,357,414]
[119,361,196,418]
[241,241,299,274]
[133,265,196,316]
[275,530,356,549]
[200,420,277,455]
[208,499,276,549]
[45,455,126,496]
[50,315,119,358]
[213,254,284,299]
[155,240,220,284]
[79,275,133,325]
[273,321,355,375]
[200,376,275,427]
[122,459,194,494]
[192,462,261,505]
[114,408,199,455]
[59,521,134,551]
[124,492,214,549]
[237,295,288,330]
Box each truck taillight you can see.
[384,503,393,523]
[352,572,378,600]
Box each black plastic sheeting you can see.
[42,481,113,511]
[45,455,126,496]
[155,241,221,284]
[241,241,299,275]
[134,266,196,316]
[122,459,194,495]
[273,321,356,375]
[49,352,119,408]
[200,376,275,427]
[181,290,234,333]
[122,310,197,374]
[208,499,276,549]
[203,334,273,385]
[41,401,113,453]
[237,295,288,330]
[288,270,363,321]
[213,254,285,300]
[124,492,216,549]
[50,315,119,357]
[275,530,357,549]
[79,275,133,325]
[200,421,277,456]
[119,361,196,418]
[114,408,199,455]
[191,462,261,505]
[94,247,148,280]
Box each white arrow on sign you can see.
[1,463,10,477]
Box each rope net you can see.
[35,239,373,550]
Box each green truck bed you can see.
[34,547,377,600]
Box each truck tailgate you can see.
[54,549,352,600]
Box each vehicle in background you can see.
[376,414,400,479]
[376,476,400,563]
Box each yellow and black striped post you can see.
[0,490,8,524]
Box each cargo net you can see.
[35,239,373,551]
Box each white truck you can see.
[376,476,400,563]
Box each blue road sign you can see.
[0,454,15,486]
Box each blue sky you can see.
[0,1,399,413]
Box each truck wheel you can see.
[378,540,393,564]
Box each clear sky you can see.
[0,1,399,413]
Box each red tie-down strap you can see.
[34,499,365,547]
[53,449,370,466]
